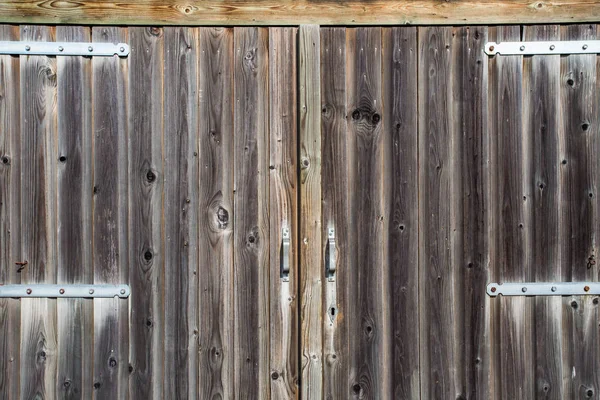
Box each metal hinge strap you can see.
[281,227,290,282]
[486,40,600,56]
[0,41,130,57]
[487,282,600,297]
[0,284,131,298]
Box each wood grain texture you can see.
[128,26,165,400]
[0,1,596,26]
[382,26,420,400]
[233,26,270,400]
[488,25,535,400]
[92,26,130,400]
[418,26,462,400]
[320,26,349,400]
[451,26,492,400]
[18,24,59,400]
[55,25,93,400]
[268,26,299,400]
[346,27,392,400]
[521,24,564,400]
[561,24,600,399]
[0,24,21,400]
[198,26,234,399]
[163,26,198,400]
[299,24,323,400]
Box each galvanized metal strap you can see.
[486,40,600,56]
[0,284,131,298]
[0,41,130,56]
[281,227,290,282]
[487,282,600,297]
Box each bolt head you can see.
[522,287,527,293]
[88,46,93,52]
[489,45,495,52]
[120,289,126,295]
[26,288,32,295]
[520,45,525,51]
[89,289,95,295]
[583,44,589,50]
[551,286,557,292]
[120,47,125,53]
[25,45,30,51]
[584,285,590,292]
[58,46,64,52]
[59,289,65,294]
[549,45,555,50]
[490,287,497,293]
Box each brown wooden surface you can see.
[198,26,235,399]
[233,27,271,400]
[163,26,198,400]
[299,24,323,400]
[0,1,598,26]
[128,26,165,400]
[0,24,21,400]
[268,26,299,400]
[19,24,58,400]
[91,26,129,400]
[56,25,93,400]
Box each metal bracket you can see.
[326,228,336,282]
[281,227,290,282]
[0,284,131,298]
[0,42,130,57]
[486,41,600,56]
[487,282,600,297]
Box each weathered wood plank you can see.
[487,25,535,400]
[268,26,299,400]
[560,23,600,399]
[451,25,492,400]
[299,24,323,400]
[55,25,93,400]
[19,24,59,400]
[128,26,165,400]
[418,26,462,400]
[92,26,130,400]
[233,26,270,400]
[197,26,234,399]
[0,24,21,400]
[382,26,420,400]
[0,1,596,26]
[320,26,348,400]
[520,24,564,400]
[163,26,198,400]
[346,26,392,399]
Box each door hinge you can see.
[487,282,600,297]
[0,284,131,298]
[486,40,600,56]
[0,41,130,57]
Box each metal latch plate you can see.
[487,282,600,297]
[486,41,600,56]
[0,284,131,298]
[0,42,130,57]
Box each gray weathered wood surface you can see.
[0,23,597,400]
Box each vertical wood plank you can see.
[128,26,164,400]
[488,25,535,400]
[163,26,199,400]
[299,24,323,400]
[55,25,93,400]
[0,24,20,400]
[382,26,420,400]
[346,26,392,399]
[418,26,462,400]
[451,26,492,400]
[521,24,564,400]
[233,26,270,400]
[268,26,299,399]
[561,24,600,399]
[198,26,234,399]
[92,26,130,400]
[19,24,58,400]
[320,26,349,400]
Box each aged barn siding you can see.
[0,23,599,400]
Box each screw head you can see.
[89,289,95,295]
[551,286,557,292]
[58,46,64,52]
[88,46,93,52]
[522,287,527,293]
[584,285,590,292]
[26,288,32,295]
[120,47,125,53]
[59,288,65,295]
[25,45,30,51]
[583,44,589,50]
[120,289,126,295]
[489,45,495,52]
[549,45,555,50]
[520,45,525,51]
[490,287,497,293]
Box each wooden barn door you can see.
[303,24,600,400]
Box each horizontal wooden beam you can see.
[0,1,598,26]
